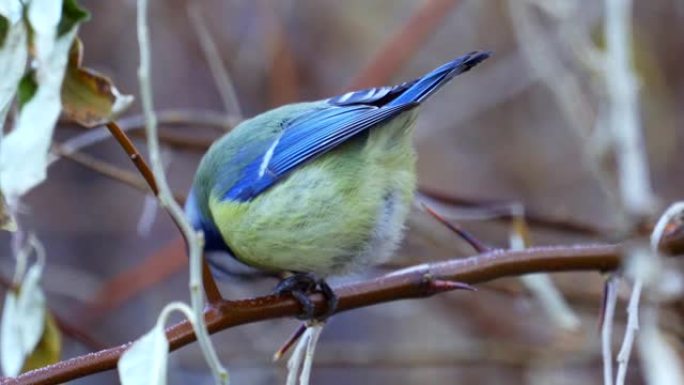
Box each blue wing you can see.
[223,51,491,202]
[224,102,418,201]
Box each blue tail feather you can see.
[387,51,491,107]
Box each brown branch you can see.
[78,196,684,327]
[105,121,159,196]
[344,0,463,90]
[13,244,622,385]
[104,121,223,304]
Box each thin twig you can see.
[419,189,606,236]
[422,189,684,254]
[105,121,159,195]
[60,108,234,154]
[104,123,218,301]
[637,306,684,385]
[420,202,490,253]
[257,0,300,106]
[53,144,150,194]
[273,324,307,362]
[507,1,622,211]
[602,1,656,384]
[187,3,243,120]
[14,243,623,385]
[604,0,653,218]
[601,275,619,385]
[136,0,228,383]
[615,277,642,385]
[54,143,188,203]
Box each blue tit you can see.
[185,51,490,317]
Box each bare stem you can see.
[601,275,619,385]
[604,0,653,218]
[14,243,623,385]
[135,0,227,383]
[187,3,243,120]
[615,277,642,385]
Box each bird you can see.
[185,51,490,319]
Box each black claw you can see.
[290,290,315,320]
[273,273,338,321]
[318,279,338,319]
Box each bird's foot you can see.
[274,272,338,321]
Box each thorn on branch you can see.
[273,323,307,362]
[423,275,477,295]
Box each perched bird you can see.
[185,51,490,318]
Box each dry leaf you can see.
[61,38,133,127]
[0,0,86,198]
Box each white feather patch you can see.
[258,133,283,178]
[335,91,354,103]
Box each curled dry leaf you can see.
[61,38,133,127]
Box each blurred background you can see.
[2,0,683,384]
